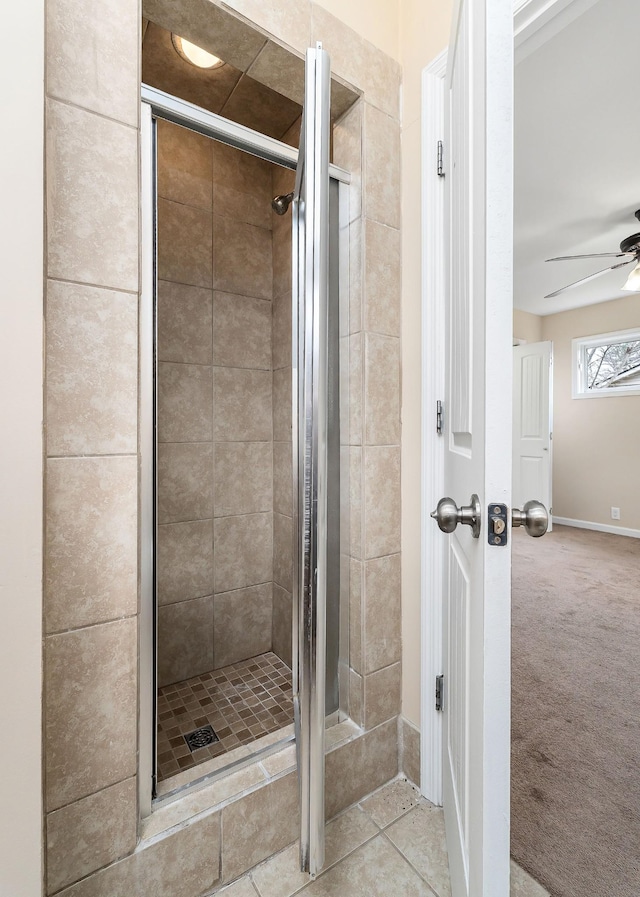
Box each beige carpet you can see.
[511,524,640,897]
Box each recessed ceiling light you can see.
[171,34,224,69]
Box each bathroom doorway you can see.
[139,23,351,803]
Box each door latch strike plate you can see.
[488,504,508,546]
[435,674,444,712]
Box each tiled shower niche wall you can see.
[156,119,296,685]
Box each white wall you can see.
[399,0,452,726]
[316,0,400,60]
[514,308,542,343]
[0,1,44,893]
[542,296,640,531]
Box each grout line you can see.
[46,93,139,132]
[46,274,139,296]
[46,452,137,461]
[379,828,443,897]
[46,613,137,639]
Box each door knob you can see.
[511,500,548,537]
[431,494,481,538]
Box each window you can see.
[572,328,640,398]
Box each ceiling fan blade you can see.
[545,258,636,299]
[546,251,632,262]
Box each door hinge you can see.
[437,140,444,177]
[435,675,444,712]
[436,400,444,435]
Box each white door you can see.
[438,0,513,894]
[512,342,552,528]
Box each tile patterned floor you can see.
[156,652,293,783]
[217,779,550,897]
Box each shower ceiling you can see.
[143,21,302,140]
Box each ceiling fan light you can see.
[621,262,640,291]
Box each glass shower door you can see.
[292,43,331,877]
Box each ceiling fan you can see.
[544,209,640,299]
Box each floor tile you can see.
[510,860,550,897]
[299,836,434,897]
[385,804,451,897]
[360,779,421,828]
[218,876,260,897]
[157,652,293,783]
[252,807,378,897]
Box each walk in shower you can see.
[140,17,352,871]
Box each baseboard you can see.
[553,516,640,539]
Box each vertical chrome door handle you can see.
[431,494,481,538]
[511,500,548,537]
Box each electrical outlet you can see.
[611,507,621,520]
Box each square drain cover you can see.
[184,725,219,752]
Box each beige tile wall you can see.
[44,0,401,892]
[271,161,296,668]
[156,120,277,685]
[44,0,140,891]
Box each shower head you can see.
[271,192,294,216]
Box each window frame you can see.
[572,327,640,399]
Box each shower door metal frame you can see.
[292,44,332,877]
[139,81,348,821]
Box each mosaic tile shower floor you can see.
[157,651,293,783]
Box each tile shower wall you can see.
[156,120,276,685]
[44,0,401,892]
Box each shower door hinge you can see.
[436,400,444,435]
[437,141,444,177]
[435,675,444,712]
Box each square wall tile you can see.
[310,5,400,120]
[46,100,138,292]
[222,772,298,882]
[45,618,137,811]
[157,443,214,524]
[157,520,214,606]
[45,456,137,633]
[157,363,213,444]
[272,584,292,668]
[157,595,214,687]
[272,218,292,300]
[157,118,213,210]
[214,512,272,593]
[273,442,293,517]
[272,289,292,371]
[213,292,272,370]
[363,104,401,230]
[158,199,213,289]
[214,442,272,517]
[363,446,400,559]
[363,554,401,673]
[157,281,212,365]
[213,583,273,668]
[273,513,293,592]
[213,368,272,442]
[401,717,421,788]
[272,367,292,443]
[46,777,137,894]
[364,663,401,729]
[46,0,138,126]
[213,217,272,301]
[333,102,362,224]
[213,140,273,200]
[213,183,272,230]
[325,719,398,819]
[56,811,220,897]
[46,281,137,456]
[363,219,401,337]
